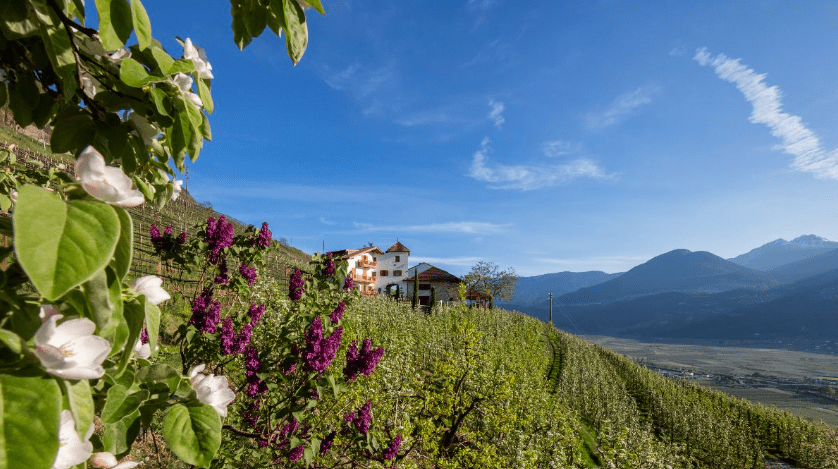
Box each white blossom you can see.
[132,338,151,360]
[34,315,110,380]
[74,147,145,207]
[39,304,60,322]
[90,452,140,469]
[52,410,94,469]
[171,179,183,201]
[130,276,171,305]
[182,38,213,80]
[109,48,131,63]
[9,190,17,203]
[127,112,159,145]
[189,364,235,417]
[171,73,203,109]
[80,76,100,98]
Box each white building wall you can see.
[374,251,409,295]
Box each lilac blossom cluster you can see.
[220,317,253,355]
[344,401,372,434]
[343,276,354,291]
[383,434,402,461]
[245,345,268,397]
[189,288,221,333]
[302,316,343,374]
[320,432,335,454]
[329,302,345,323]
[239,263,257,286]
[289,268,305,302]
[252,222,272,248]
[343,338,385,382]
[205,215,235,264]
[140,327,149,345]
[248,304,265,324]
[214,258,229,284]
[243,400,260,428]
[149,223,186,253]
[322,259,335,277]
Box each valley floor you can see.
[581,335,838,427]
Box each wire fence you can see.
[0,141,308,294]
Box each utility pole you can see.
[549,293,553,324]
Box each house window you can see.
[380,270,388,276]
[393,270,402,276]
[419,283,430,291]
[395,256,400,262]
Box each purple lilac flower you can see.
[220,318,253,355]
[288,445,304,462]
[344,401,372,434]
[248,304,266,324]
[283,363,296,376]
[177,231,187,244]
[149,224,161,240]
[164,225,173,236]
[239,263,257,286]
[289,268,305,302]
[189,289,221,333]
[320,432,335,454]
[253,222,272,248]
[343,338,385,382]
[302,316,343,374]
[343,276,354,291]
[280,417,299,438]
[243,400,260,427]
[383,434,402,461]
[257,439,269,448]
[244,346,268,397]
[205,216,235,264]
[330,302,345,323]
[150,224,177,253]
[322,259,335,277]
[140,327,149,345]
[214,258,229,284]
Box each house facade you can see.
[403,266,462,307]
[333,242,410,296]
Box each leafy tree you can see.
[463,261,518,309]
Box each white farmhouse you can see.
[332,241,410,296]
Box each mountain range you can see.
[507,235,838,340]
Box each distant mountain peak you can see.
[766,238,788,246]
[790,235,832,247]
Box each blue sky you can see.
[144,1,838,276]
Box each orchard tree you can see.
[463,260,518,309]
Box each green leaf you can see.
[196,78,213,115]
[136,364,179,392]
[167,59,195,75]
[0,195,10,212]
[64,379,94,438]
[144,298,160,357]
[83,268,112,331]
[303,0,325,15]
[110,207,133,280]
[0,371,62,469]
[96,0,133,50]
[150,45,174,74]
[13,186,120,301]
[119,58,166,87]
[199,113,212,141]
[102,386,148,424]
[103,410,140,456]
[7,80,34,128]
[0,0,39,39]
[101,267,128,355]
[0,330,23,355]
[130,0,152,49]
[162,403,222,468]
[30,2,78,99]
[50,112,95,154]
[281,0,308,65]
[148,87,170,116]
[231,1,254,50]
[117,299,145,374]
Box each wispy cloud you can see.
[487,99,505,128]
[411,256,483,267]
[461,38,511,68]
[323,62,398,116]
[586,86,658,129]
[541,140,583,157]
[319,217,336,225]
[353,220,511,234]
[467,0,499,31]
[694,47,838,180]
[396,109,456,127]
[468,137,612,190]
[669,45,686,57]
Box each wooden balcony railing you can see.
[357,258,377,268]
[352,274,375,284]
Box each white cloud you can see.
[669,46,686,57]
[323,62,397,116]
[396,109,455,127]
[487,99,505,128]
[468,137,612,190]
[319,217,336,225]
[411,256,483,267]
[586,86,658,129]
[353,220,510,234]
[694,47,838,180]
[467,0,498,31]
[542,140,583,157]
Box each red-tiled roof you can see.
[402,266,460,283]
[333,246,383,259]
[386,241,410,253]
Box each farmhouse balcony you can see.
[357,258,377,268]
[352,274,375,284]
